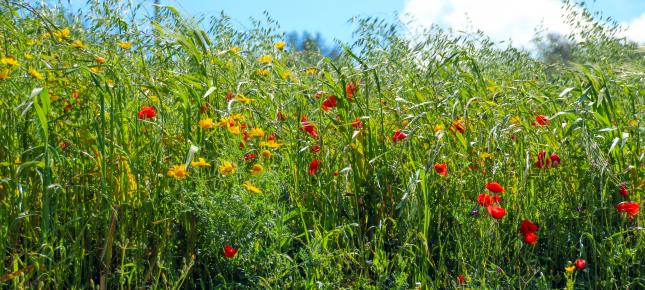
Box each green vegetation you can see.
[0,0,642,288]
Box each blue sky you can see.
[68,0,645,46]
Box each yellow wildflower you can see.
[256,68,269,76]
[258,55,273,64]
[227,125,242,135]
[305,67,317,75]
[229,46,240,53]
[281,70,293,79]
[72,39,84,49]
[251,164,264,176]
[53,28,71,40]
[243,181,262,193]
[275,41,285,50]
[480,152,494,159]
[261,150,272,158]
[149,95,159,103]
[118,41,132,49]
[510,116,521,125]
[0,68,10,80]
[235,95,252,103]
[260,140,281,148]
[198,118,215,129]
[29,68,44,80]
[249,128,265,138]
[49,94,60,101]
[231,114,245,121]
[95,56,107,64]
[191,158,211,168]
[565,265,575,273]
[219,161,236,175]
[167,164,188,180]
[90,67,101,74]
[628,119,637,126]
[434,124,445,133]
[1,56,19,67]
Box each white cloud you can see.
[620,13,645,43]
[400,0,644,47]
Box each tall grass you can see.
[0,0,642,288]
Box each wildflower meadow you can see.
[0,0,643,288]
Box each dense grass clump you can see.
[0,0,643,288]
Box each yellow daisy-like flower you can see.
[258,55,273,64]
[219,161,236,175]
[565,265,575,273]
[0,68,10,80]
[434,124,445,133]
[480,152,494,159]
[261,150,272,158]
[90,67,101,74]
[235,95,252,104]
[628,119,638,126]
[251,164,264,176]
[249,128,265,138]
[198,118,215,129]
[256,68,270,76]
[1,56,19,67]
[191,157,211,168]
[243,181,262,193]
[53,28,71,40]
[305,67,318,75]
[274,41,285,50]
[259,140,281,148]
[72,39,84,49]
[281,70,293,79]
[95,56,107,64]
[227,125,242,135]
[167,164,188,180]
[510,116,521,125]
[118,41,132,49]
[29,68,44,80]
[229,46,240,53]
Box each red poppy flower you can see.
[616,201,640,219]
[523,232,538,245]
[535,150,548,168]
[352,117,364,129]
[137,106,156,119]
[346,82,357,100]
[477,193,502,207]
[535,115,549,126]
[225,91,235,101]
[575,259,586,270]
[519,219,539,235]
[224,244,238,258]
[242,131,249,141]
[434,163,447,177]
[619,184,629,198]
[310,145,321,153]
[451,119,465,134]
[456,274,465,284]
[392,129,408,142]
[244,153,256,161]
[322,95,337,111]
[485,182,505,193]
[308,159,320,175]
[268,134,276,141]
[300,116,319,139]
[487,205,506,219]
[549,153,560,166]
